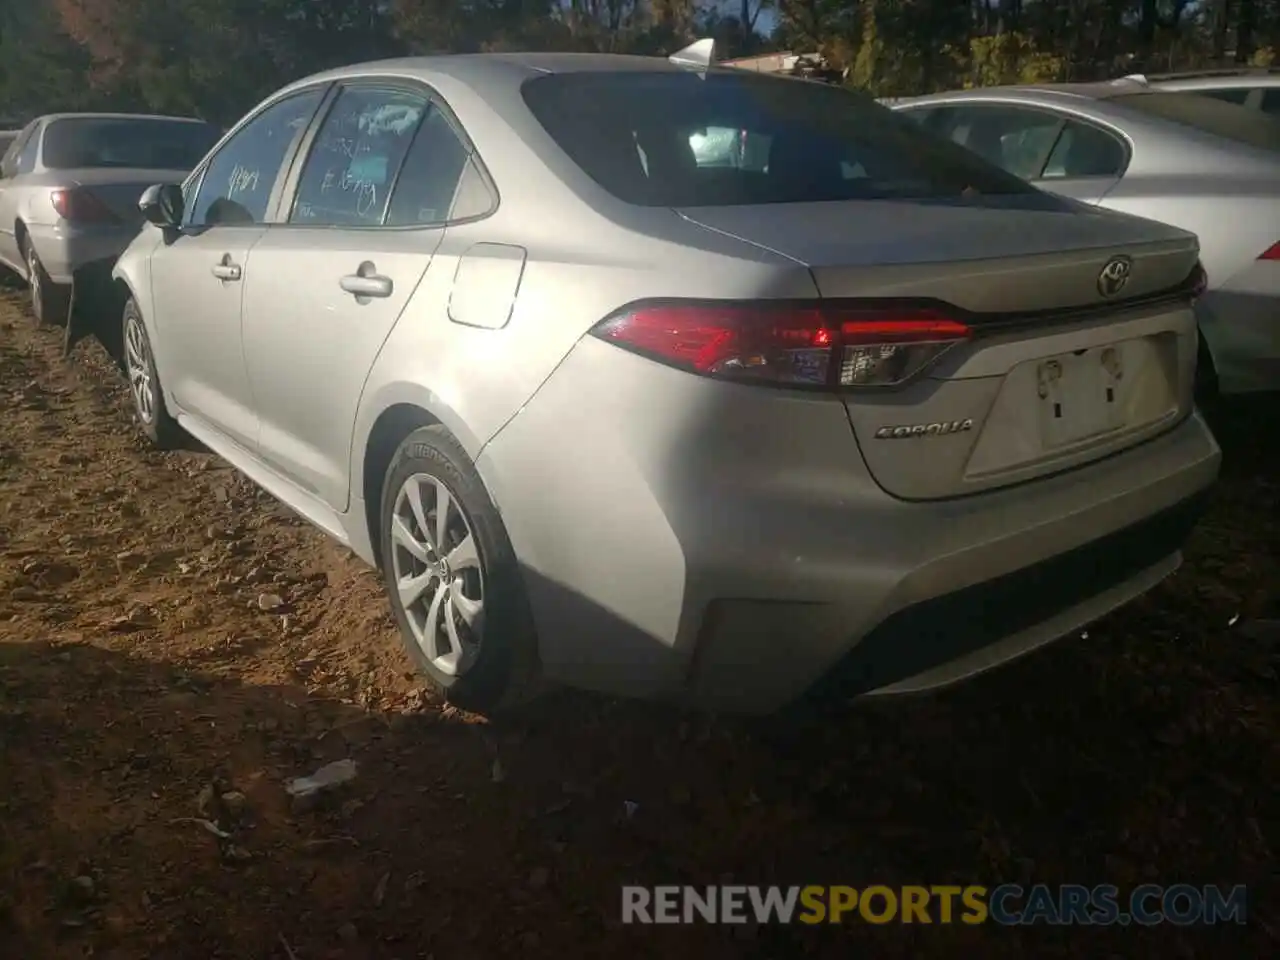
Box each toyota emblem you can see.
[1097,255,1133,298]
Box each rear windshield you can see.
[41,117,221,171]
[1112,91,1280,153]
[521,70,1038,206]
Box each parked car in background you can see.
[114,51,1218,716]
[1119,67,1280,116]
[893,85,1280,396]
[0,113,221,322]
[0,130,21,156]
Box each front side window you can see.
[190,89,324,227]
[40,117,220,171]
[1262,89,1280,116]
[521,71,1037,206]
[290,86,428,227]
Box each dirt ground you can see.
[0,286,1276,960]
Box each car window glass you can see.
[17,128,40,175]
[191,89,324,227]
[40,118,220,170]
[1263,90,1280,116]
[1041,120,1126,178]
[942,105,1063,179]
[384,106,473,226]
[290,87,427,227]
[688,126,772,171]
[0,124,32,177]
[521,72,1039,205]
[1197,88,1251,106]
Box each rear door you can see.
[914,102,1128,204]
[241,80,472,510]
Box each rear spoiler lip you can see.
[961,263,1204,336]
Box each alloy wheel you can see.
[123,312,156,425]
[389,473,485,676]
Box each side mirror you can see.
[139,183,184,229]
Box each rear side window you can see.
[41,117,221,170]
[289,86,428,227]
[521,71,1037,206]
[1263,90,1280,116]
[16,126,40,175]
[1112,91,1280,153]
[1042,121,1127,178]
[384,107,472,226]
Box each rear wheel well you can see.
[363,404,440,569]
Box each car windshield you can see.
[1112,91,1280,153]
[521,70,1038,206]
[41,117,221,171]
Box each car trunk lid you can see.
[678,198,1201,500]
[63,168,191,224]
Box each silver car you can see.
[112,53,1220,715]
[0,112,220,323]
[892,84,1280,395]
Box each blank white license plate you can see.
[1037,348,1127,448]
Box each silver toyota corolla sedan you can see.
[891,83,1280,395]
[0,113,220,323]
[111,51,1221,715]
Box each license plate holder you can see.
[1037,347,1126,448]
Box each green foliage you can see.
[960,32,1067,89]
[1,1,1279,121]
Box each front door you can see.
[150,88,326,451]
[242,84,472,509]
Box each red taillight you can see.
[591,301,971,388]
[1259,242,1280,261]
[50,187,118,224]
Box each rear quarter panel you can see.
[1099,176,1280,286]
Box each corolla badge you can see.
[874,419,974,439]
[1097,255,1133,298]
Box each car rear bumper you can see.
[478,337,1222,714]
[26,222,138,285]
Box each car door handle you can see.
[339,271,393,300]
[211,262,241,281]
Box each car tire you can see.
[121,298,182,449]
[379,425,540,713]
[23,237,70,326]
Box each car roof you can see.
[279,51,813,99]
